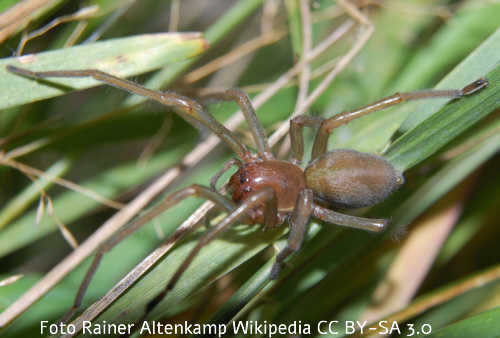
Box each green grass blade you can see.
[390,121,500,229]
[0,32,207,109]
[210,255,275,325]
[401,27,500,130]
[0,138,195,258]
[284,0,302,57]
[426,306,500,338]
[385,66,500,172]
[389,2,500,93]
[0,157,72,230]
[0,0,21,12]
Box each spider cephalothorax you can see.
[229,161,306,212]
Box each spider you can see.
[6,65,488,329]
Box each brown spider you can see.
[6,65,488,329]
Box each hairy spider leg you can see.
[289,78,488,162]
[204,88,273,159]
[289,115,323,164]
[311,79,489,160]
[125,188,278,337]
[312,204,387,232]
[58,184,235,323]
[6,65,261,162]
[270,188,314,279]
[269,192,389,280]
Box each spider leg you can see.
[6,65,253,161]
[310,78,488,160]
[270,189,314,279]
[58,184,235,323]
[132,188,278,333]
[289,115,323,165]
[210,158,242,191]
[204,88,273,159]
[312,203,387,232]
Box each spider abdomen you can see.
[305,149,404,208]
[228,160,306,212]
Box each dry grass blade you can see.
[0,0,64,43]
[15,5,99,56]
[296,0,313,110]
[35,196,44,226]
[184,30,287,84]
[357,264,500,336]
[361,182,474,323]
[0,275,24,288]
[0,155,124,210]
[168,0,180,32]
